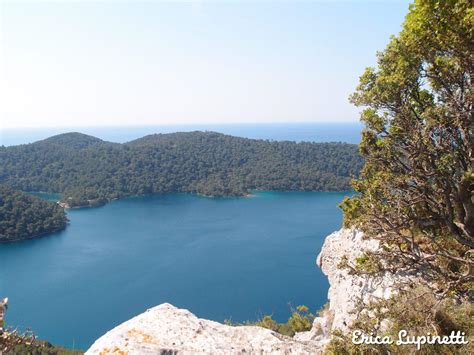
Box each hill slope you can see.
[0,131,363,207]
[0,186,68,242]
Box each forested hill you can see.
[0,186,68,242]
[0,131,363,207]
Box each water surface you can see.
[0,122,362,146]
[0,191,350,349]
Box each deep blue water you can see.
[0,122,362,146]
[0,191,351,350]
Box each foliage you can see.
[334,0,473,353]
[340,0,474,299]
[0,131,363,208]
[0,298,82,355]
[226,304,316,337]
[326,286,473,354]
[354,252,383,274]
[0,186,68,243]
[10,341,83,355]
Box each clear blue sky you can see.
[0,0,411,128]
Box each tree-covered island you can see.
[0,131,363,209]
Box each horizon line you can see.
[1,120,362,130]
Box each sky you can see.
[0,0,411,129]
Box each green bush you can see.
[227,304,316,337]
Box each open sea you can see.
[0,122,362,146]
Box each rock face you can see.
[294,228,406,345]
[85,303,319,354]
[86,228,402,354]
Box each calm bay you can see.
[0,191,350,349]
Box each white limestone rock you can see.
[295,228,413,343]
[86,303,322,354]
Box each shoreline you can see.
[57,189,354,209]
[0,225,68,244]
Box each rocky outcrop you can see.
[294,228,410,345]
[86,303,320,354]
[86,228,404,354]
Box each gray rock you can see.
[86,303,321,354]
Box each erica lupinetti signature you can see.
[352,330,469,350]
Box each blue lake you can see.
[0,191,350,350]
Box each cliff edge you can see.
[86,228,405,354]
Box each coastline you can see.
[58,189,354,209]
[0,224,68,244]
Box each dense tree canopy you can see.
[0,186,68,242]
[0,131,363,207]
[341,0,473,298]
[330,1,474,352]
